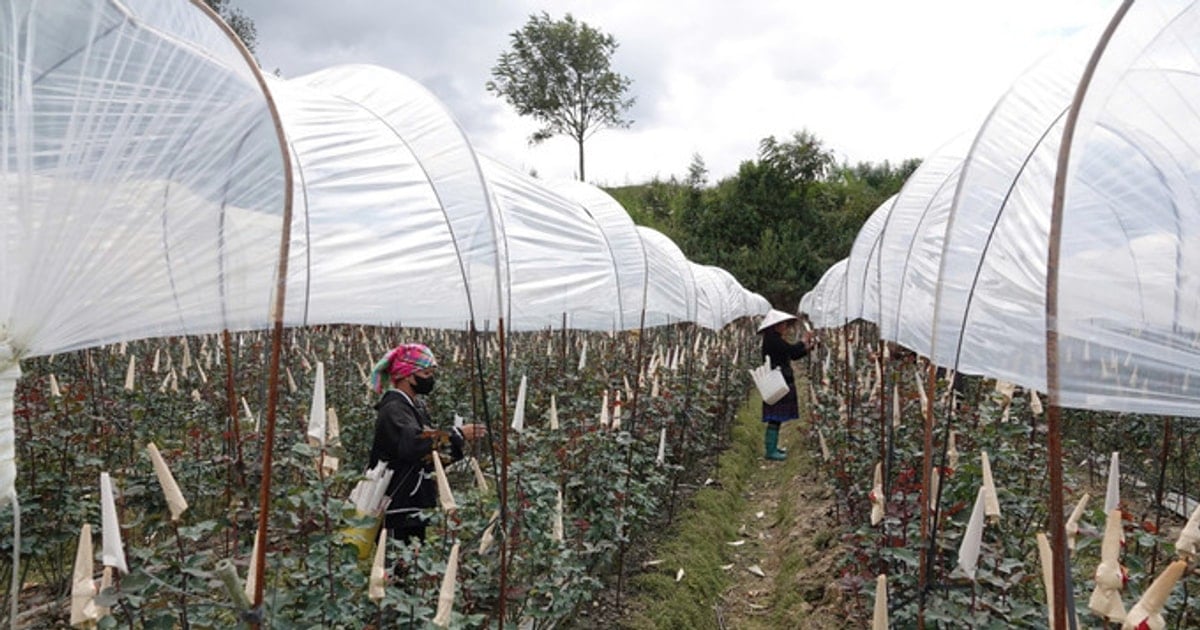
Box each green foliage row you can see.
[805,322,1200,627]
[607,134,919,310]
[0,322,760,627]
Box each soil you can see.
[715,436,850,629]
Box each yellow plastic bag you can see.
[341,511,383,560]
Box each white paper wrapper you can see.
[1175,500,1200,556]
[470,457,488,492]
[549,395,559,430]
[432,542,460,627]
[99,473,128,574]
[599,390,610,428]
[479,511,498,554]
[244,529,261,602]
[872,574,888,630]
[71,523,99,626]
[1105,452,1121,513]
[611,391,622,431]
[511,375,527,432]
[49,373,61,398]
[869,462,884,526]
[306,362,326,447]
[577,342,587,371]
[892,383,901,429]
[1122,560,1186,630]
[1066,493,1090,552]
[1089,508,1126,622]
[947,431,959,471]
[1036,533,1055,630]
[929,468,940,513]
[146,443,188,521]
[123,356,136,391]
[957,486,986,580]
[96,567,112,620]
[368,526,387,604]
[817,428,830,462]
[980,451,1001,521]
[1029,390,1043,415]
[553,489,564,543]
[432,450,457,513]
[656,428,666,465]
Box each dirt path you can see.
[716,422,850,629]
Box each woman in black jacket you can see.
[367,343,485,542]
[758,310,813,460]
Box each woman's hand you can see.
[460,423,488,440]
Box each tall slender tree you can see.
[487,13,635,181]
[202,0,258,53]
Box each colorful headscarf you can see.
[369,343,437,393]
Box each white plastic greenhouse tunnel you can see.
[0,0,770,622]
[798,0,1200,625]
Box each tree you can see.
[487,13,635,181]
[203,0,258,54]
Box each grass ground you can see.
[623,381,849,629]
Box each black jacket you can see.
[368,390,464,520]
[761,328,808,384]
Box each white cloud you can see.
[236,0,1119,185]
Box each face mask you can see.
[413,374,436,395]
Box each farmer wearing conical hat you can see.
[757,309,814,461]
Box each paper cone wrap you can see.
[123,356,135,391]
[1105,452,1121,513]
[656,428,667,465]
[549,394,559,430]
[892,383,901,429]
[368,526,387,603]
[146,443,188,521]
[1175,501,1200,556]
[49,373,61,398]
[512,375,527,432]
[244,530,261,601]
[1066,493,1090,552]
[599,390,610,428]
[71,524,99,626]
[432,542,460,627]
[947,431,959,471]
[1036,533,1055,630]
[480,511,498,554]
[306,362,326,447]
[1122,560,1186,630]
[1089,509,1127,622]
[869,462,884,526]
[957,486,986,580]
[1030,390,1043,415]
[980,451,1001,521]
[470,457,488,492]
[552,489,564,543]
[432,448,457,513]
[872,574,888,630]
[99,473,128,574]
[96,567,112,619]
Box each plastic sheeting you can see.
[799,0,1200,419]
[1,0,286,358]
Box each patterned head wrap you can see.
[369,343,437,393]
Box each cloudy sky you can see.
[235,0,1118,187]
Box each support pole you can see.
[1045,4,1132,628]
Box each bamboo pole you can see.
[497,317,510,628]
[1045,4,1132,628]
